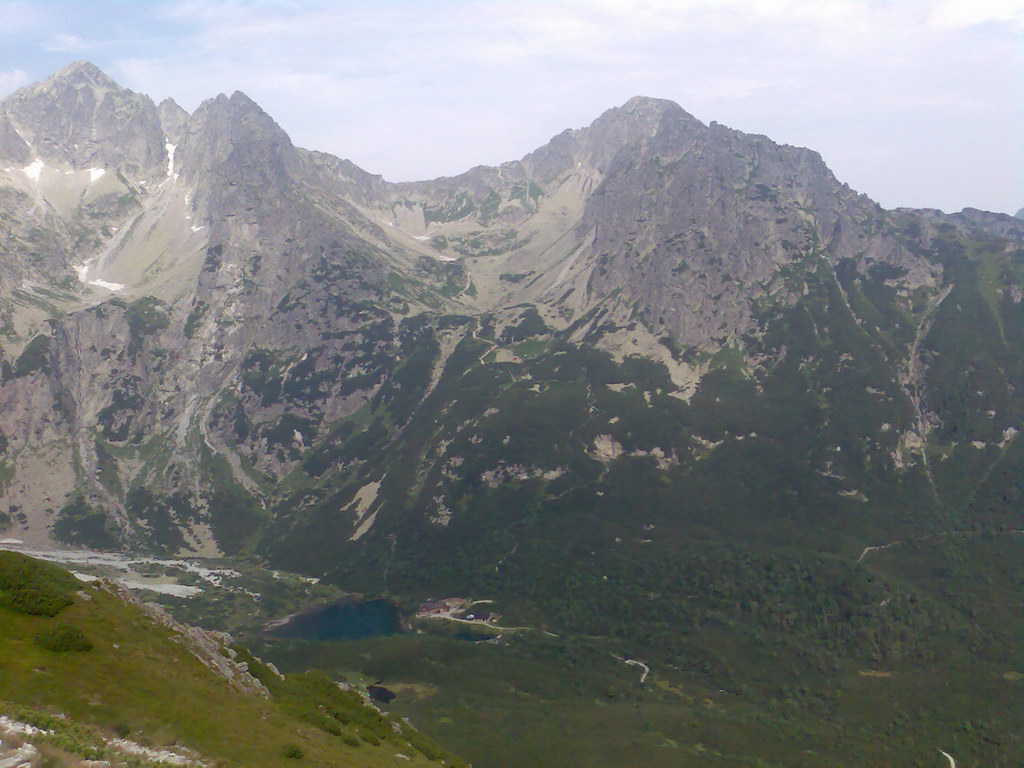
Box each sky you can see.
[0,0,1021,214]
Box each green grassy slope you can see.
[0,551,464,768]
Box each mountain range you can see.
[0,61,1022,766]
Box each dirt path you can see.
[856,528,1024,563]
[938,749,956,768]
[422,614,536,633]
[612,655,650,684]
[471,318,498,366]
[857,541,900,562]
[494,518,528,574]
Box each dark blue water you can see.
[368,684,396,704]
[267,598,401,641]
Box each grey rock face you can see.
[178,91,298,189]
[0,62,1014,559]
[157,98,189,145]
[139,598,270,697]
[0,113,31,164]
[361,94,937,348]
[573,109,936,346]
[1,61,166,176]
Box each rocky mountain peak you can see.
[47,59,121,90]
[177,89,297,186]
[187,90,289,143]
[227,90,264,112]
[591,94,699,144]
[0,60,165,174]
[157,97,190,144]
[516,95,701,184]
[616,94,697,124]
[192,90,278,123]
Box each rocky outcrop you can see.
[0,742,40,768]
[145,602,272,698]
[109,583,273,697]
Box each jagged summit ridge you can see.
[47,59,122,89]
[177,89,296,182]
[0,59,166,173]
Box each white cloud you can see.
[929,0,1024,28]
[43,34,89,53]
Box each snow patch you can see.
[75,256,124,292]
[165,141,177,178]
[87,167,106,183]
[0,538,23,545]
[21,159,44,181]
[388,223,458,261]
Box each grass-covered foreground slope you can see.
[0,551,464,768]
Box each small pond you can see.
[367,684,396,704]
[266,598,401,641]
